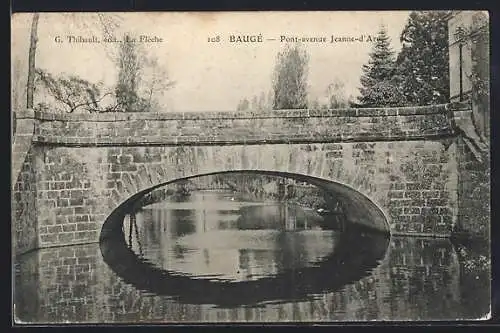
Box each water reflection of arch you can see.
[136,207,340,281]
[100,217,390,307]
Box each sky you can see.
[12,11,411,112]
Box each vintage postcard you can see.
[11,11,490,324]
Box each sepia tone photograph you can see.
[11,11,490,323]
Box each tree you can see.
[358,79,407,107]
[326,79,350,108]
[114,37,175,112]
[272,45,309,109]
[250,95,259,110]
[236,98,250,111]
[394,11,450,105]
[257,91,267,111]
[237,91,272,112]
[25,13,121,110]
[34,69,113,113]
[115,35,144,111]
[267,90,274,110]
[26,13,40,109]
[308,98,324,110]
[358,25,402,107]
[139,56,176,111]
[22,14,175,114]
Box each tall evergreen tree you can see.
[394,11,450,105]
[358,25,402,107]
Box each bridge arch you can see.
[100,169,391,242]
[13,104,465,254]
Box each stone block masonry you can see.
[31,104,453,146]
[11,102,488,254]
[12,145,38,254]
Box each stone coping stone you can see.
[13,102,471,122]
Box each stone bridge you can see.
[12,102,489,255]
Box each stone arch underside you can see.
[100,144,393,238]
[101,169,390,242]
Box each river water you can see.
[14,190,490,323]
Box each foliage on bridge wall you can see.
[456,137,490,238]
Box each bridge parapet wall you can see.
[26,104,455,146]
